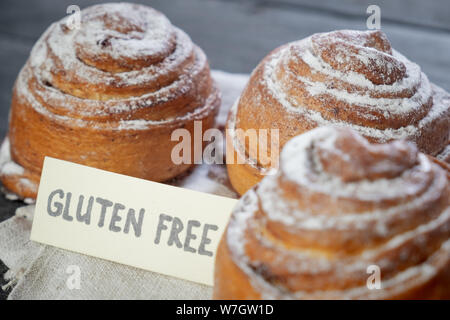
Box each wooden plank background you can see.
[267,0,450,31]
[0,0,449,298]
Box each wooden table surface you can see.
[0,0,449,299]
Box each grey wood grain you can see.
[265,0,450,31]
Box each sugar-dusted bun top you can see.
[72,3,177,72]
[274,29,433,130]
[286,126,418,183]
[224,127,449,299]
[232,29,449,163]
[16,2,218,128]
[310,30,405,85]
[264,126,448,242]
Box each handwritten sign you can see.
[30,157,237,286]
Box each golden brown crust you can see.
[1,3,220,199]
[215,127,450,300]
[228,30,450,195]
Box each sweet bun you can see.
[215,126,450,299]
[0,3,220,199]
[227,30,450,195]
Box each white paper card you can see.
[30,157,237,286]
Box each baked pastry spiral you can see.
[0,3,220,199]
[227,29,450,195]
[215,126,450,299]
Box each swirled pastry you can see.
[227,29,450,195]
[215,126,450,299]
[0,3,220,199]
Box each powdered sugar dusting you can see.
[73,3,174,62]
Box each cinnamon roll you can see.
[0,3,220,199]
[227,29,450,195]
[215,126,450,299]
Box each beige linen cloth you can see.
[0,71,248,300]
